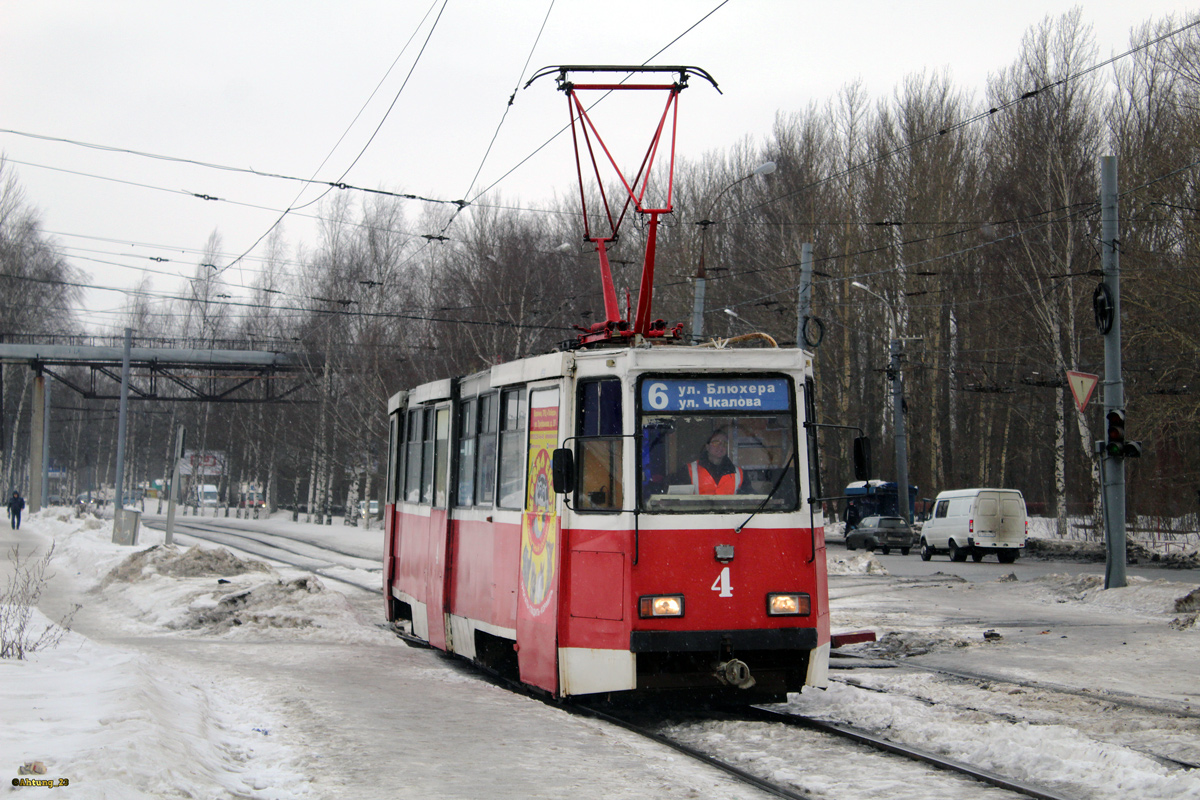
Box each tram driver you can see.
[678,428,752,496]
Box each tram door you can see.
[516,386,562,692]
[427,404,453,649]
[383,410,401,621]
[406,403,452,649]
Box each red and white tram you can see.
[382,346,830,701]
[382,66,843,702]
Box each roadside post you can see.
[1097,156,1140,589]
[165,427,186,546]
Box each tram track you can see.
[573,703,816,800]
[140,518,382,594]
[895,659,1200,720]
[824,658,1200,772]
[572,701,1078,800]
[395,615,1067,798]
[832,647,1200,723]
[566,657,1199,799]
[832,672,1200,772]
[409,633,1074,798]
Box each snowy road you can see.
[4,510,1199,799]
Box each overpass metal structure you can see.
[0,342,317,403]
[0,339,317,514]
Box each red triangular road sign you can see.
[1066,371,1099,413]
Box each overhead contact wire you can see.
[219,0,449,277]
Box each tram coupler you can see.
[714,658,756,690]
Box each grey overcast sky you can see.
[1,1,1195,333]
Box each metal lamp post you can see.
[852,281,910,523]
[693,161,776,343]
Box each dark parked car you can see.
[845,515,915,555]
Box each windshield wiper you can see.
[734,451,797,533]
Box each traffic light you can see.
[1104,410,1125,456]
[1104,409,1142,458]
[853,436,872,481]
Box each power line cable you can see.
[0,268,576,332]
[220,0,450,277]
[461,0,556,203]
[454,0,731,215]
[725,16,1200,225]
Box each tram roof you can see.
[387,345,813,412]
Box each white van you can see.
[196,484,220,507]
[920,488,1026,563]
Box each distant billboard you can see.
[179,450,226,476]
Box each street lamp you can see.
[851,281,896,341]
[692,162,777,343]
[851,280,910,523]
[722,307,751,335]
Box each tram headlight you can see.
[767,593,810,616]
[638,595,684,618]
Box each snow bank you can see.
[0,510,394,798]
[41,509,386,645]
[826,551,889,576]
[3,598,311,799]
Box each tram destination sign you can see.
[641,377,790,412]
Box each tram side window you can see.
[404,410,422,503]
[576,379,623,512]
[421,407,435,503]
[434,407,450,507]
[457,399,477,506]
[386,413,400,505]
[476,393,498,506]
[497,388,526,509]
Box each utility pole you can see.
[109,328,136,544]
[165,426,185,546]
[113,327,132,509]
[851,280,909,521]
[29,372,44,512]
[1100,157,1128,589]
[40,379,50,508]
[691,249,708,344]
[796,243,813,348]
[890,339,910,524]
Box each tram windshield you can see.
[638,376,798,513]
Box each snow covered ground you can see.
[3,508,1199,798]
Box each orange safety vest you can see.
[688,461,743,495]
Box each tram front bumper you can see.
[630,627,818,652]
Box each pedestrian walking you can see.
[7,490,25,530]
